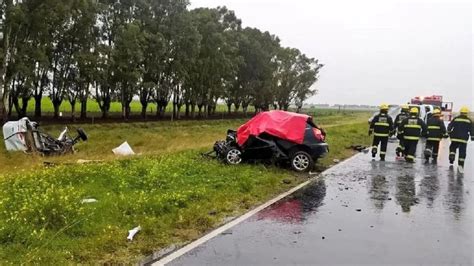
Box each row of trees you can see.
[0,0,323,121]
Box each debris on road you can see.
[113,141,135,156]
[333,159,340,163]
[356,209,362,212]
[347,144,369,152]
[127,226,141,241]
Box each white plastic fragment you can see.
[112,141,136,156]
[77,159,103,164]
[81,198,98,204]
[127,226,141,241]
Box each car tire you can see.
[290,151,314,172]
[224,146,242,165]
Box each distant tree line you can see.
[0,0,323,121]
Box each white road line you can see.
[151,152,364,266]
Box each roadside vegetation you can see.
[0,112,371,264]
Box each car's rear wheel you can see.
[225,147,242,165]
[290,151,314,172]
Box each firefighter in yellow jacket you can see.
[399,107,427,163]
[369,104,394,161]
[448,106,473,173]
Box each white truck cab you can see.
[408,104,434,123]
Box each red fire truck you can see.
[411,95,453,121]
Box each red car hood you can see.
[237,111,310,146]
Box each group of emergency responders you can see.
[369,104,473,173]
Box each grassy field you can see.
[22,98,250,117]
[0,112,372,263]
[19,97,373,119]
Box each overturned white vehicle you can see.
[2,117,88,156]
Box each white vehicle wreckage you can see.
[2,117,88,156]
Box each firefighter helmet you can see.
[401,104,409,111]
[380,104,389,111]
[433,109,441,116]
[460,106,469,114]
[410,107,419,114]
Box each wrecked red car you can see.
[213,111,328,172]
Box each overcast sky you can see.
[190,0,473,109]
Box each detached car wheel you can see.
[225,147,242,165]
[291,151,314,172]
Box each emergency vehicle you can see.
[411,95,453,121]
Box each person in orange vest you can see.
[424,109,447,163]
[399,107,427,163]
[369,104,394,161]
[448,106,473,173]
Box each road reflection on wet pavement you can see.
[169,140,473,265]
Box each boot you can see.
[372,147,377,158]
[449,153,455,165]
[458,165,464,174]
[380,155,385,161]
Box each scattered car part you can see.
[127,226,141,241]
[112,141,135,156]
[2,117,88,156]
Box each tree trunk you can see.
[0,18,11,123]
[176,104,182,120]
[185,103,190,117]
[12,95,21,118]
[197,104,203,117]
[191,104,196,118]
[141,103,148,119]
[34,95,42,118]
[242,104,248,116]
[53,101,61,119]
[234,102,241,113]
[80,98,87,119]
[156,103,162,118]
[126,104,131,119]
[101,97,111,119]
[70,100,76,122]
[20,97,29,118]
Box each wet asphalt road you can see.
[169,140,473,265]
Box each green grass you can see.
[0,114,372,264]
[20,97,371,118]
[0,152,300,263]
[23,98,250,116]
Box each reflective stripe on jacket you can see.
[426,116,447,141]
[370,113,394,137]
[400,115,427,141]
[448,115,473,142]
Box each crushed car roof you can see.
[236,110,311,146]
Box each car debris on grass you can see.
[2,117,88,156]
